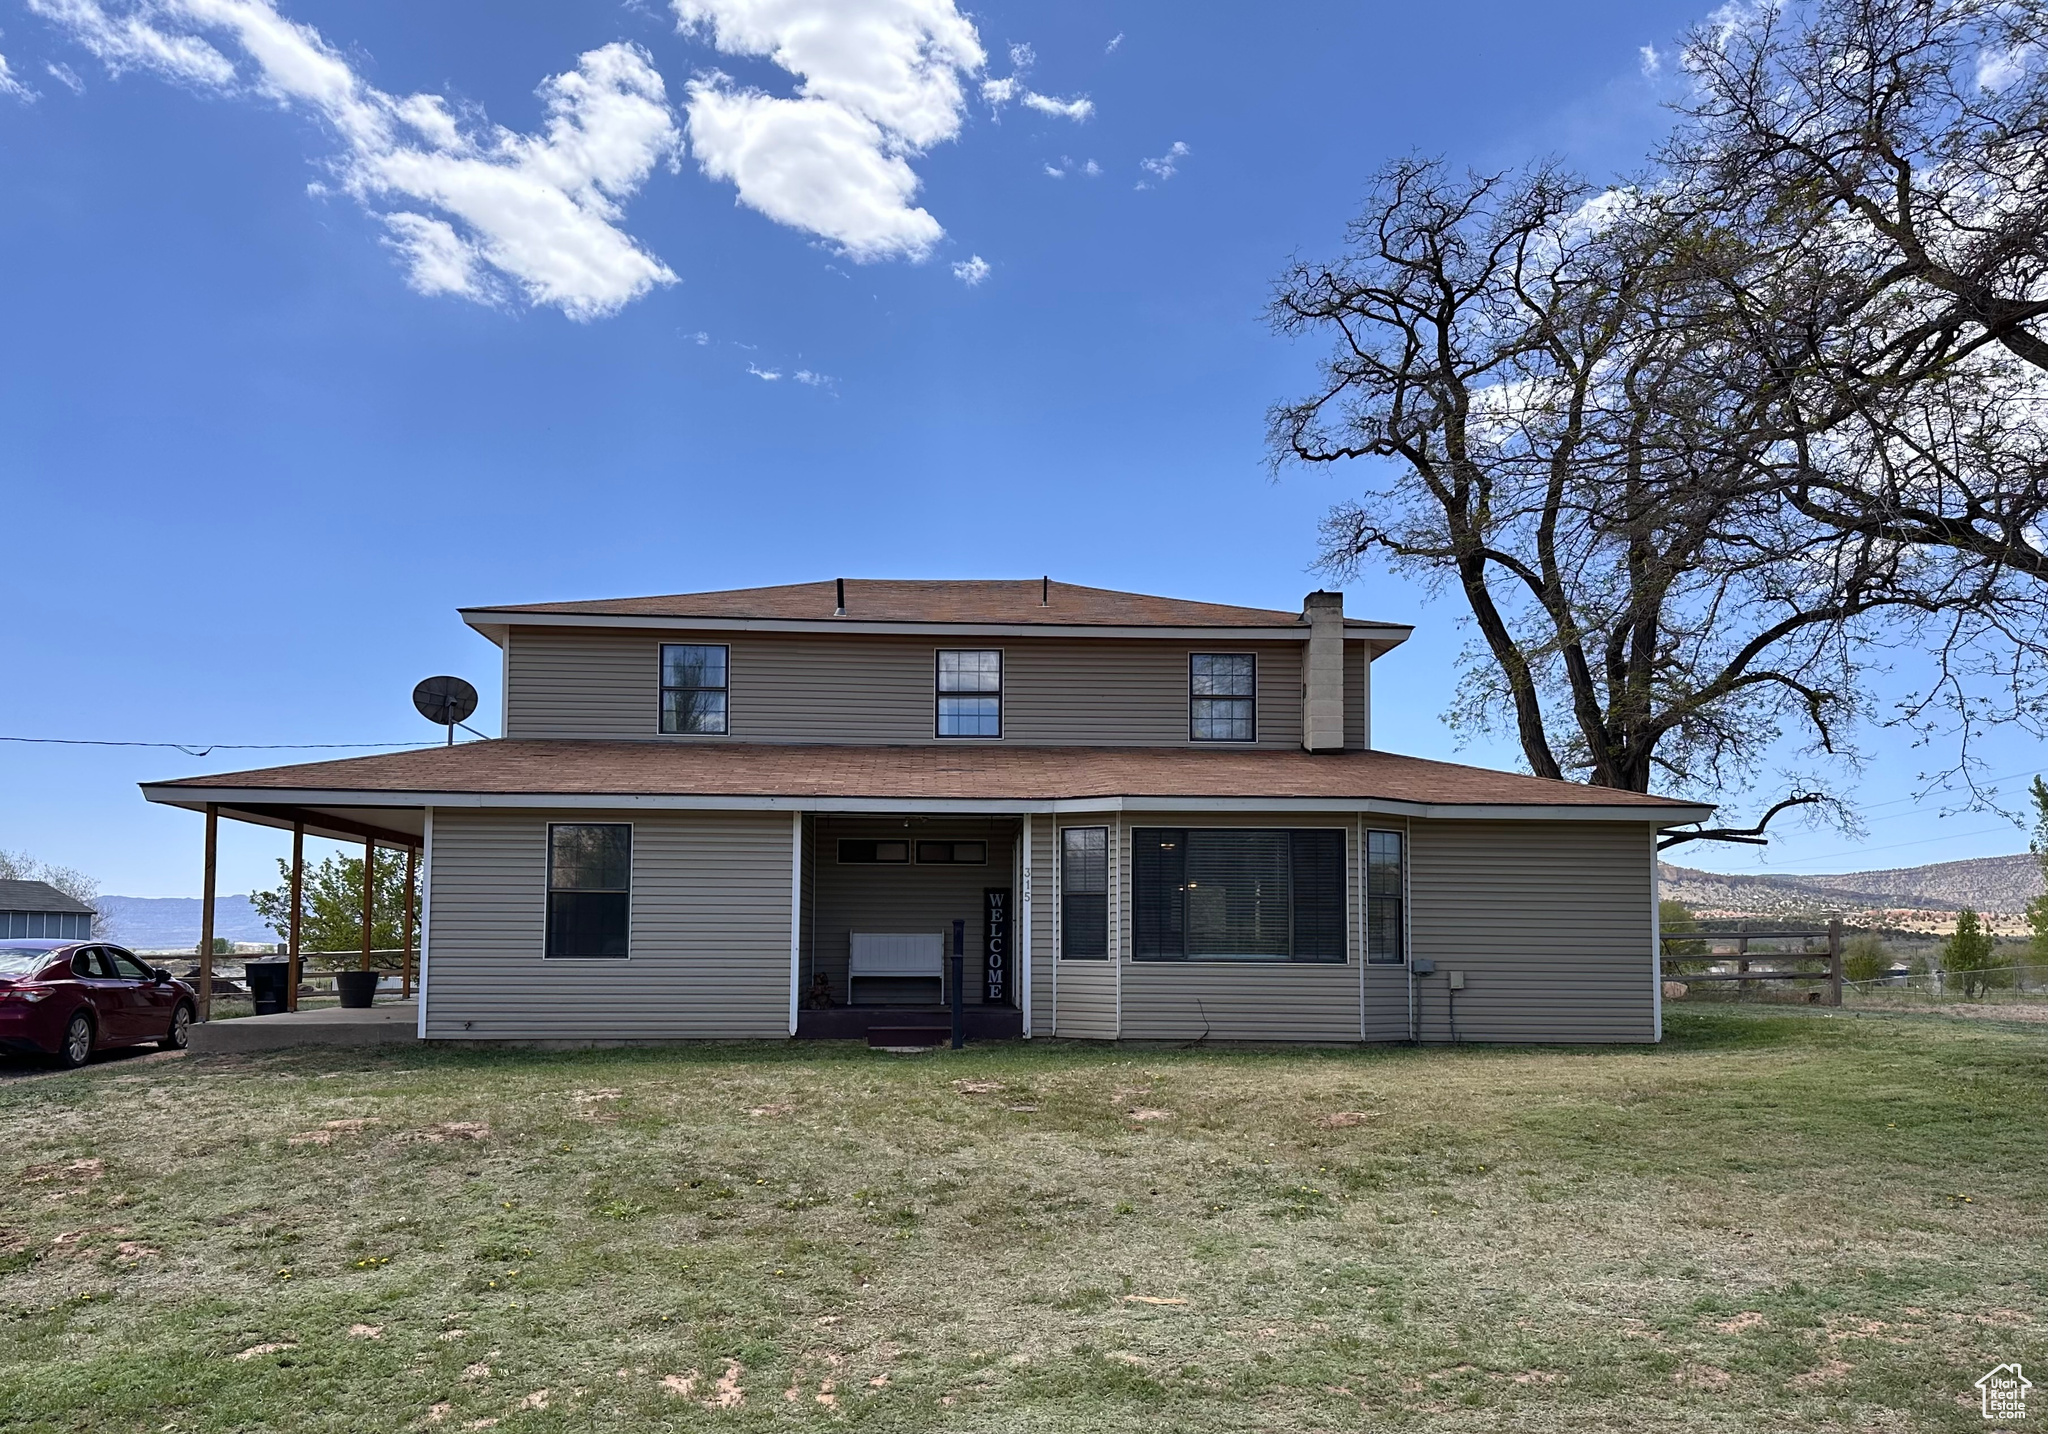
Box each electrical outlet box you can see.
[1411,958,1436,976]
[1447,970,1466,990]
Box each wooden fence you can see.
[1661,917,1844,1007]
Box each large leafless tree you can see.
[1268,160,1927,844]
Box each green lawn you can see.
[2,1010,2043,1432]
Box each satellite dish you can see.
[413,676,479,740]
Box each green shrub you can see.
[1660,900,1711,972]
[1843,933,1890,984]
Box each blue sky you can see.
[3,0,2038,900]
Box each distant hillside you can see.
[1661,853,2043,932]
[95,895,274,950]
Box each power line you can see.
[0,735,442,759]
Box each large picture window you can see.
[546,824,631,959]
[1366,829,1405,964]
[936,650,1002,737]
[1190,654,1256,742]
[660,644,729,734]
[1133,828,1346,962]
[1060,827,1108,959]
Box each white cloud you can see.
[32,0,681,318]
[1105,32,1122,54]
[1042,161,1064,178]
[1639,43,1662,77]
[673,0,984,260]
[979,37,1092,124]
[793,368,833,386]
[951,253,988,285]
[747,361,782,379]
[1082,158,1100,177]
[1042,154,1100,180]
[1021,90,1091,121]
[0,54,34,101]
[1978,43,2031,92]
[1137,139,1188,187]
[685,328,710,344]
[46,60,86,92]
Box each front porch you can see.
[795,813,1028,1038]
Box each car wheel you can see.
[160,1002,193,1051]
[56,1012,94,1070]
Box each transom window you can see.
[1190,653,1256,742]
[546,823,631,958]
[936,650,1002,738]
[838,840,910,864]
[1060,827,1109,959]
[916,841,987,864]
[1366,829,1406,964]
[1133,828,1346,962]
[660,644,729,735]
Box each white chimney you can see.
[1302,590,1345,753]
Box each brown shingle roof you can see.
[144,740,1705,813]
[464,579,1402,630]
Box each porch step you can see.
[866,1026,950,1049]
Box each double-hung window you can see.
[1133,828,1346,962]
[1060,827,1108,959]
[936,650,1001,738]
[1190,654,1256,742]
[660,644,728,734]
[1365,829,1406,964]
[546,823,631,958]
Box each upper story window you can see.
[1190,653,1256,742]
[660,644,728,735]
[936,650,1002,738]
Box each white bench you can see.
[848,933,944,1005]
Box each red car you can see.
[0,940,195,1068]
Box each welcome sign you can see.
[983,887,1012,1005]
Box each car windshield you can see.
[0,947,56,977]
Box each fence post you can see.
[1828,917,1844,1007]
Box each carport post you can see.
[403,845,417,998]
[198,803,217,1022]
[361,837,375,973]
[287,821,304,1012]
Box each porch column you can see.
[1019,814,1032,1038]
[198,803,217,1022]
[788,811,803,1037]
[287,820,304,1012]
[403,845,417,999]
[361,837,375,973]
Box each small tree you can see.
[1660,900,1711,973]
[2028,776,2048,966]
[1842,933,1891,986]
[249,852,420,965]
[1941,909,1996,999]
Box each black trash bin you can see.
[334,970,380,1009]
[244,961,289,1016]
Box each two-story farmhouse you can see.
[142,579,1710,1044]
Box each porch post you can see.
[788,811,803,1037]
[361,837,375,973]
[403,845,417,999]
[198,803,217,1022]
[287,820,304,1012]
[1019,814,1032,1038]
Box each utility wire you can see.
[1,735,448,758]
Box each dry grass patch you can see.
[0,1009,2043,1431]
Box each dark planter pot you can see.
[334,970,380,1009]
[244,961,290,1016]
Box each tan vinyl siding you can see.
[803,817,1015,1006]
[1408,819,1656,1044]
[1114,811,1364,1042]
[1027,815,1053,1036]
[423,807,791,1040]
[504,627,1307,748]
[1344,642,1368,751]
